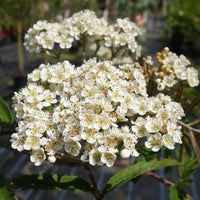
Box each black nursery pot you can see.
[14,74,27,90]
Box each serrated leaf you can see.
[170,185,179,200]
[0,174,18,200]
[103,159,181,195]
[0,97,13,124]
[10,174,95,194]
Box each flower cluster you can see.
[11,59,185,167]
[24,10,142,58]
[154,48,199,90]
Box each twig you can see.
[114,161,193,199]
[189,130,200,165]
[178,121,200,134]
[82,33,86,62]
[185,93,200,115]
[175,82,184,102]
[55,154,87,167]
[93,40,101,57]
[84,165,102,200]
[179,138,185,162]
[188,118,200,126]
[111,47,122,59]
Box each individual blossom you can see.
[30,148,46,166]
[145,133,162,152]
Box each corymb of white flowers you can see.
[11,58,186,167]
[24,10,143,59]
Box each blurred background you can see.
[0,0,200,199]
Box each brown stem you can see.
[55,154,88,167]
[178,121,200,134]
[179,138,185,162]
[126,0,131,18]
[93,41,100,57]
[17,21,24,76]
[43,52,48,64]
[185,93,200,114]
[114,161,193,199]
[111,47,122,59]
[188,118,200,126]
[175,82,184,102]
[84,165,102,200]
[82,33,86,62]
[189,130,200,165]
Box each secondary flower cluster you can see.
[24,10,142,58]
[154,48,199,90]
[11,59,185,167]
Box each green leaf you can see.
[176,178,193,187]
[10,174,95,194]
[0,97,13,124]
[170,185,179,200]
[0,174,18,200]
[140,147,161,161]
[103,159,181,195]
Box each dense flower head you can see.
[11,59,185,167]
[154,47,199,90]
[24,10,142,58]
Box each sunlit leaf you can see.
[0,97,13,124]
[103,159,181,195]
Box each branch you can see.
[185,93,200,114]
[175,82,184,102]
[84,165,101,200]
[189,130,200,165]
[188,118,200,126]
[55,154,88,167]
[114,161,193,199]
[179,121,200,134]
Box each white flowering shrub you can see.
[1,9,199,200]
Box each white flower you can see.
[48,155,56,163]
[132,117,149,138]
[10,132,26,152]
[120,149,130,159]
[30,148,46,166]
[133,98,149,115]
[148,97,162,113]
[101,152,116,167]
[145,117,163,133]
[162,134,175,150]
[145,133,162,152]
[89,149,103,166]
[24,136,41,150]
[64,138,81,156]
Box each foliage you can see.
[0,174,18,200]
[0,97,13,125]
[103,159,181,196]
[168,150,199,200]
[10,174,95,193]
[0,6,200,200]
[166,0,200,49]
